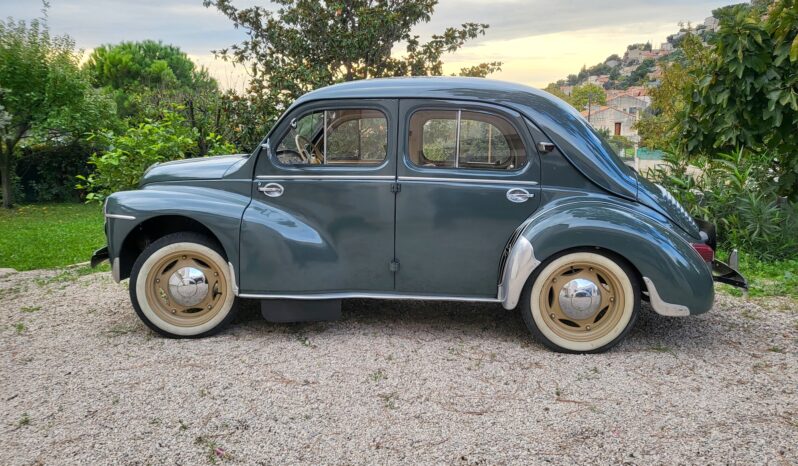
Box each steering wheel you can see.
[295,134,322,164]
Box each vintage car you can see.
[91,77,746,353]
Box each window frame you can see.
[406,106,529,172]
[271,106,391,169]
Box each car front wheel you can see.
[520,250,640,353]
[130,232,238,338]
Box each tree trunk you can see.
[0,144,11,209]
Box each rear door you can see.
[239,99,398,295]
[394,99,541,297]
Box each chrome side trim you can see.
[499,236,541,310]
[643,277,690,317]
[105,213,136,220]
[112,258,121,283]
[256,175,394,180]
[398,176,539,186]
[238,291,500,303]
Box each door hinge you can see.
[389,259,400,272]
[390,182,401,193]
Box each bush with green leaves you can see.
[78,110,236,201]
[646,149,798,260]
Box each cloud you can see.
[2,0,736,89]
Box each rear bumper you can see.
[712,257,748,290]
[694,217,748,290]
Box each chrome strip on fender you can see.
[398,176,538,186]
[105,213,136,220]
[643,277,690,317]
[238,291,500,303]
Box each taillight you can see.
[692,243,714,262]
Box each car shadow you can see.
[233,298,722,351]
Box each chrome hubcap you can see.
[168,267,209,307]
[558,278,601,320]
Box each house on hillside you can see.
[581,106,640,147]
[588,75,610,86]
[606,93,650,116]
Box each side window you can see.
[275,109,387,166]
[408,109,527,170]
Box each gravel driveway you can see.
[1,267,796,465]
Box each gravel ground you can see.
[1,267,796,465]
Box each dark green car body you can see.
[98,77,735,317]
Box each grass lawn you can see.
[0,203,106,271]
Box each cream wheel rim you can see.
[531,252,634,351]
[143,249,228,328]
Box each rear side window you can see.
[275,109,388,166]
[408,109,526,170]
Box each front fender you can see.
[105,184,251,280]
[499,199,714,315]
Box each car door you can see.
[394,99,542,298]
[239,99,398,295]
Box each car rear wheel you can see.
[520,250,640,353]
[130,232,237,338]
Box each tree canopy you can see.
[203,0,500,123]
[0,16,115,207]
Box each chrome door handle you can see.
[506,188,534,203]
[258,182,284,197]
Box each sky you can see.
[1,0,738,89]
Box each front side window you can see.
[275,109,387,166]
[408,109,526,170]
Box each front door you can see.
[394,100,542,298]
[239,99,398,295]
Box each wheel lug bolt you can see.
[610,297,615,302]
[182,255,187,260]
[207,305,212,309]
[214,272,218,276]
[552,278,557,283]
[171,309,177,314]
[586,325,592,331]
[549,313,555,319]
[155,278,160,283]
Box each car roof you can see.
[294,77,550,105]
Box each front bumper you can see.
[90,246,109,268]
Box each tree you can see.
[635,34,708,150]
[570,84,606,111]
[542,83,572,104]
[204,0,500,144]
[682,1,798,198]
[0,15,115,208]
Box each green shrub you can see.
[646,149,798,260]
[78,110,235,201]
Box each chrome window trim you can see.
[256,175,394,180]
[398,176,538,186]
[237,291,500,303]
[105,213,136,220]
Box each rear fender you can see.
[499,200,714,314]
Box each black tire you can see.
[520,249,641,354]
[129,232,238,338]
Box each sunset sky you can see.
[2,0,736,89]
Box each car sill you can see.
[238,291,500,303]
